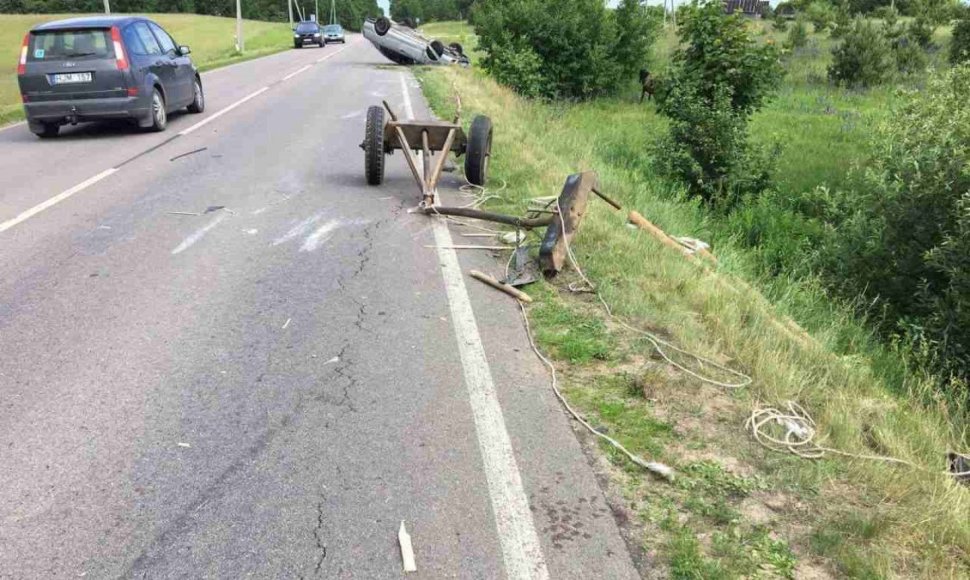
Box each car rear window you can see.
[28,29,112,62]
[296,23,319,33]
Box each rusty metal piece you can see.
[418,206,554,229]
[539,172,598,276]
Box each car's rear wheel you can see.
[449,42,464,55]
[464,115,492,187]
[148,88,167,132]
[33,123,59,139]
[318,39,325,47]
[294,42,301,49]
[375,17,391,36]
[187,78,205,114]
[364,105,386,186]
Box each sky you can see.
[378,0,390,15]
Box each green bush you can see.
[819,66,970,382]
[950,16,970,64]
[805,1,836,32]
[654,0,782,205]
[473,0,659,99]
[893,36,928,74]
[828,18,893,87]
[785,17,809,48]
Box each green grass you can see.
[416,19,970,578]
[0,13,294,125]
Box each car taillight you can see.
[17,33,28,75]
[127,87,138,97]
[110,27,128,71]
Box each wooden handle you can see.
[628,211,696,261]
[469,270,533,303]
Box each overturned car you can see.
[363,17,469,66]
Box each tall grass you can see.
[0,13,293,124]
[416,36,969,573]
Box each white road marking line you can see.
[282,64,312,81]
[300,219,341,252]
[171,212,228,255]
[0,121,26,133]
[273,213,324,246]
[316,44,350,63]
[0,168,117,234]
[179,86,269,136]
[400,72,549,579]
[1,46,352,234]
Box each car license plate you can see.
[53,72,92,84]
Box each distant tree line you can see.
[390,0,475,23]
[0,0,381,30]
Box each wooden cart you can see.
[361,100,492,205]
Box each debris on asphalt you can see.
[282,318,291,330]
[398,521,417,573]
[169,147,208,162]
[504,245,540,288]
[424,244,512,251]
[469,270,533,303]
[177,442,191,448]
[324,356,340,365]
[499,230,526,245]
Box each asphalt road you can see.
[0,36,639,579]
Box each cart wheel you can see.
[375,17,391,36]
[464,115,492,187]
[364,106,386,186]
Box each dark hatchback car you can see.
[293,21,324,48]
[17,16,204,138]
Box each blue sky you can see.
[378,0,390,14]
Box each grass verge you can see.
[0,13,294,126]
[415,31,970,577]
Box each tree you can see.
[654,0,783,204]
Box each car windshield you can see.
[28,29,112,61]
[296,23,319,33]
[324,25,342,33]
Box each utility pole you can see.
[330,0,336,24]
[288,0,294,28]
[235,0,244,52]
[103,0,110,14]
[315,0,319,22]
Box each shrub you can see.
[893,36,928,74]
[806,1,836,32]
[951,16,970,64]
[786,17,809,48]
[473,0,658,99]
[654,0,782,205]
[828,18,893,87]
[820,66,970,382]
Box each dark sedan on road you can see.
[16,15,204,138]
[293,21,325,48]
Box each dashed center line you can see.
[0,44,351,235]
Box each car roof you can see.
[32,15,146,31]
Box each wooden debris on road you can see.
[398,521,417,573]
[469,270,533,303]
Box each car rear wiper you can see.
[63,51,97,57]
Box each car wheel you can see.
[187,78,205,114]
[464,115,492,187]
[319,40,325,47]
[33,123,59,139]
[294,42,301,49]
[148,88,167,132]
[375,17,391,36]
[449,42,464,55]
[364,105,386,186]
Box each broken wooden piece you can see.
[398,521,417,573]
[539,172,598,276]
[469,270,533,303]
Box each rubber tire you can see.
[148,88,167,132]
[375,17,391,36]
[34,123,59,138]
[187,77,205,114]
[318,40,325,47]
[364,105,386,186]
[294,42,301,49]
[449,42,464,55]
[464,115,492,187]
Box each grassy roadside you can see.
[0,13,294,126]
[414,28,970,579]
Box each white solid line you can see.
[179,86,270,136]
[282,64,312,81]
[171,212,228,255]
[0,121,26,133]
[0,168,118,234]
[400,72,549,579]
